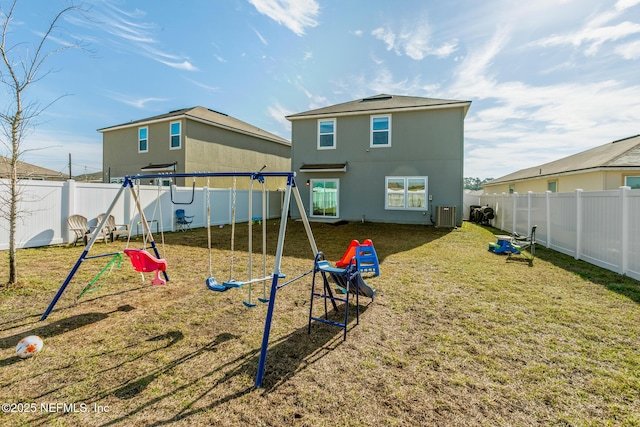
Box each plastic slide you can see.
[336,239,374,268]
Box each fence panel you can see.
[0,180,283,250]
[628,191,640,279]
[580,191,621,272]
[479,188,640,281]
[0,181,66,250]
[530,193,548,246]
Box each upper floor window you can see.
[371,115,391,147]
[385,176,427,210]
[170,121,181,149]
[625,176,640,189]
[138,127,148,153]
[318,118,336,149]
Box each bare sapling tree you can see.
[0,0,88,285]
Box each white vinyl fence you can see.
[464,187,640,281]
[0,179,284,250]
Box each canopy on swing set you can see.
[39,171,319,389]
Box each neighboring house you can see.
[0,156,66,181]
[286,94,471,225]
[98,106,291,189]
[73,171,104,183]
[484,134,640,194]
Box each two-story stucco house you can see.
[99,106,291,189]
[286,94,471,225]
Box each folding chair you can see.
[508,225,537,265]
[175,209,194,232]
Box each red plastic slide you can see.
[335,239,374,268]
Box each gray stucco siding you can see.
[291,107,465,225]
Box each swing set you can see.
[40,171,319,388]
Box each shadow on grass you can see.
[0,305,135,370]
[0,305,135,351]
[482,224,640,304]
[162,219,452,265]
[77,303,371,427]
[533,246,640,304]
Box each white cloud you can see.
[267,102,293,132]
[615,0,640,11]
[105,92,167,109]
[615,38,640,58]
[254,28,268,45]
[371,27,395,51]
[528,1,640,58]
[248,0,319,36]
[372,21,457,60]
[72,3,198,71]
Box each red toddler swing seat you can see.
[123,249,167,286]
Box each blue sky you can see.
[4,0,640,179]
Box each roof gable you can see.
[286,94,471,120]
[98,106,290,146]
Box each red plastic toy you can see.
[124,249,168,286]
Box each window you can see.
[385,176,427,210]
[138,127,148,153]
[318,119,336,149]
[625,176,640,189]
[547,180,557,192]
[310,179,339,218]
[371,115,391,147]
[170,121,181,149]
[509,185,515,194]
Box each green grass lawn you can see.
[0,221,638,426]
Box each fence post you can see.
[620,186,630,275]
[575,189,583,260]
[546,191,552,248]
[62,179,76,244]
[512,192,518,233]
[500,193,506,230]
[527,191,532,233]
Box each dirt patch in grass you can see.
[0,221,639,426]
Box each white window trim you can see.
[310,178,340,218]
[370,114,391,148]
[385,176,428,210]
[170,120,182,150]
[317,118,336,150]
[138,126,149,153]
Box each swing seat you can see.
[206,277,228,292]
[124,249,167,286]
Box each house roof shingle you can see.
[286,94,471,120]
[0,156,65,180]
[98,106,290,146]
[488,134,640,185]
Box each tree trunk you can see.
[8,112,20,285]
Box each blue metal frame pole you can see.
[255,175,293,388]
[41,182,128,321]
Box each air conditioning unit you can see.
[436,206,456,228]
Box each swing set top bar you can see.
[123,171,295,185]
